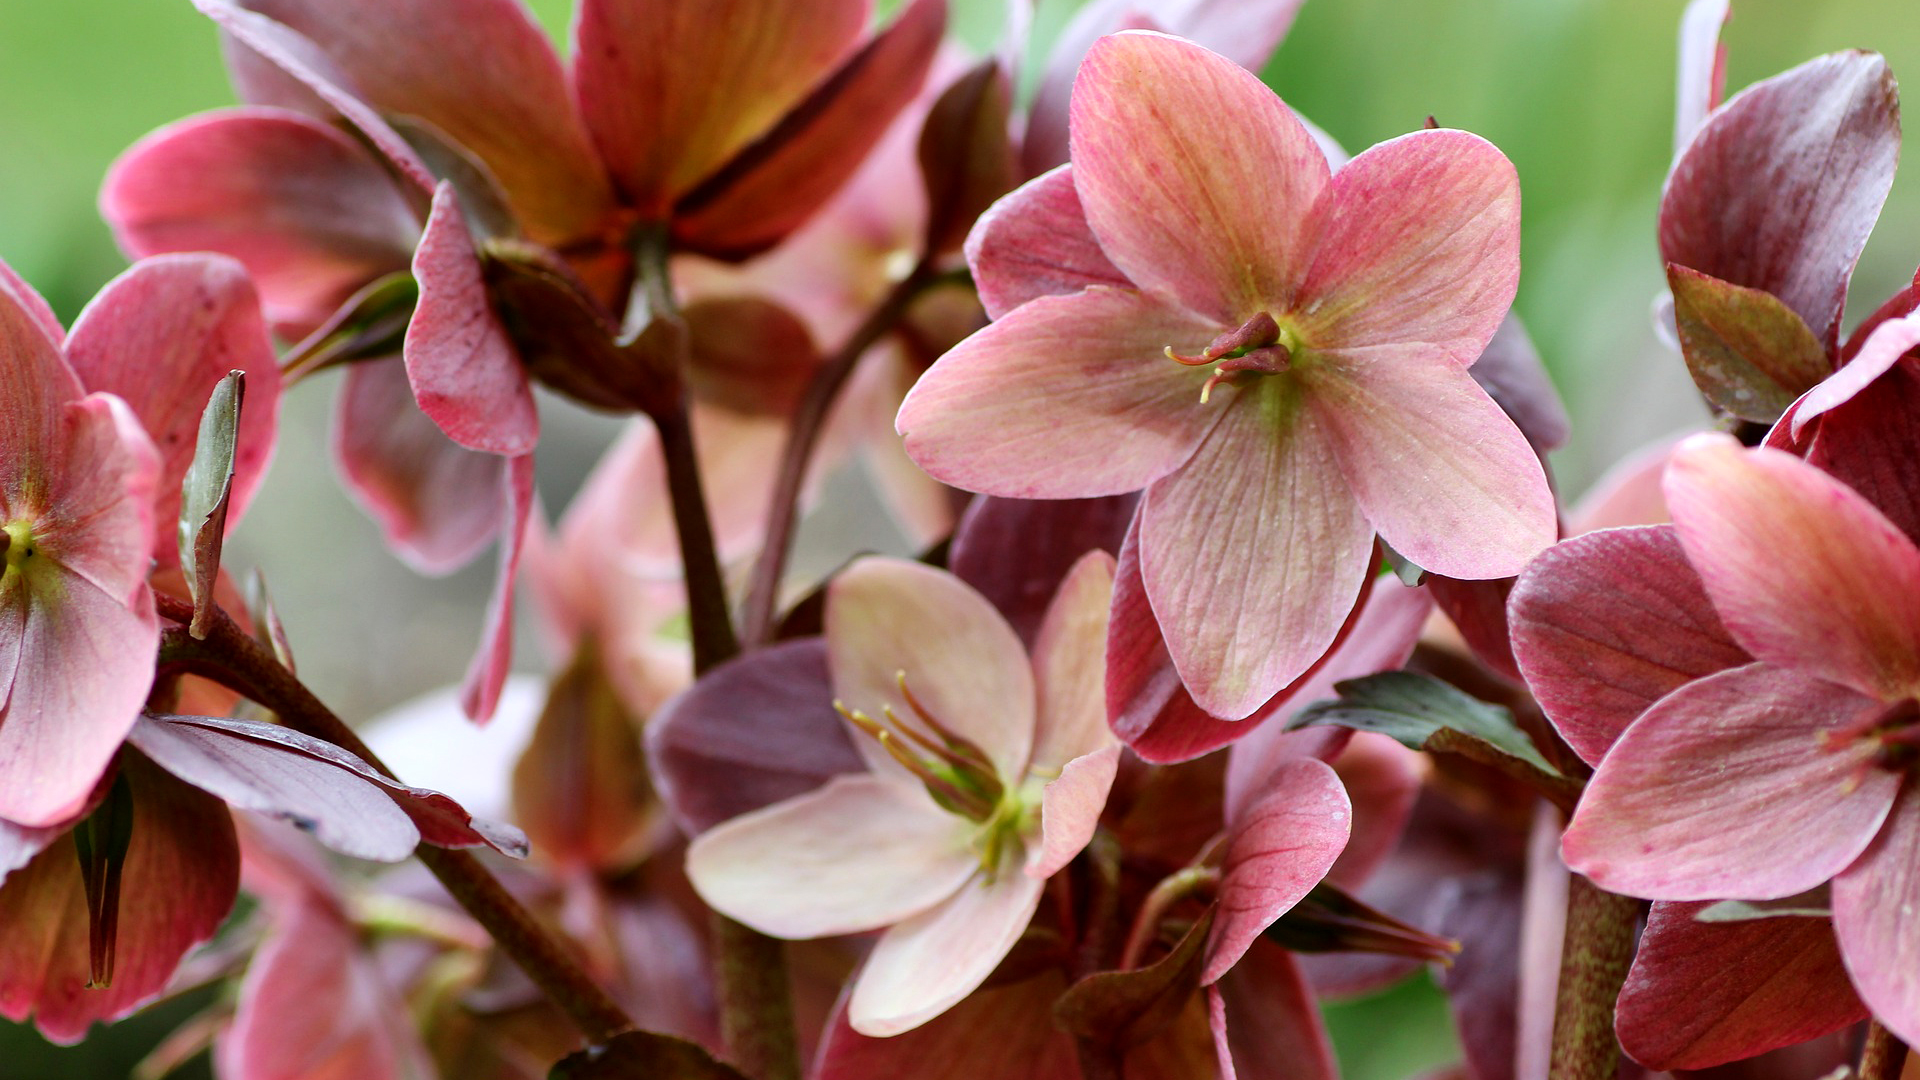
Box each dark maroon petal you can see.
[1801,358,1920,546]
[964,165,1130,320]
[1426,574,1521,682]
[949,493,1137,646]
[1830,784,1920,1048]
[1659,51,1899,354]
[645,639,862,836]
[1212,942,1338,1080]
[1508,525,1749,767]
[815,971,1079,1079]
[1432,864,1527,1080]
[1469,314,1570,454]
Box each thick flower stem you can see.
[738,260,936,647]
[1861,1021,1910,1080]
[1547,876,1639,1080]
[653,397,743,669]
[153,597,635,1047]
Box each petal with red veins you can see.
[1831,783,1920,1048]
[1508,525,1749,767]
[66,254,282,556]
[898,287,1219,499]
[1029,550,1116,772]
[101,108,418,327]
[1294,130,1519,359]
[574,0,869,214]
[1801,359,1920,547]
[405,184,537,456]
[1203,757,1350,984]
[964,165,1129,320]
[30,392,162,607]
[849,867,1047,1036]
[0,272,87,514]
[686,773,976,939]
[1659,52,1899,352]
[829,558,1037,780]
[1666,435,1920,700]
[1563,663,1898,901]
[1070,32,1328,325]
[1304,344,1556,579]
[459,453,533,724]
[1140,385,1373,720]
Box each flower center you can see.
[1,520,38,577]
[1164,312,1298,403]
[836,671,1006,823]
[1821,697,1920,782]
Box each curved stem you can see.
[1861,1020,1910,1080]
[1118,864,1219,971]
[738,261,935,647]
[154,595,635,1046]
[1547,875,1639,1080]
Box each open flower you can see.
[1561,433,1920,1046]
[897,31,1555,719]
[686,555,1119,1035]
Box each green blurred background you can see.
[0,0,1915,1076]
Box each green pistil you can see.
[972,798,1031,883]
[2,520,37,577]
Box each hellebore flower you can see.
[897,31,1555,719]
[1561,434,1920,1047]
[686,555,1119,1035]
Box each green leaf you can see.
[548,1031,750,1080]
[1667,264,1831,423]
[176,371,244,639]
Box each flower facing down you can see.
[896,31,1555,720]
[686,555,1120,1036]
[1562,433,1920,1045]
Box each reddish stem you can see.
[1547,875,1640,1080]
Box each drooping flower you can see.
[685,555,1119,1035]
[897,31,1555,720]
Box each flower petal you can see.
[1070,31,1328,325]
[1212,942,1338,1080]
[1562,663,1899,901]
[1672,0,1729,152]
[458,452,533,724]
[948,493,1138,647]
[964,165,1130,321]
[1294,129,1520,359]
[1799,357,1920,547]
[1028,745,1120,880]
[1508,525,1750,767]
[1469,314,1570,453]
[1029,550,1117,772]
[1791,309,1920,435]
[1665,434,1920,700]
[1203,757,1351,984]
[849,868,1047,1036]
[828,558,1036,780]
[686,773,976,939]
[101,108,418,328]
[405,183,537,457]
[1140,386,1373,720]
[0,269,88,520]
[1304,344,1556,579]
[897,287,1219,499]
[1831,783,1920,1048]
[815,971,1078,1080]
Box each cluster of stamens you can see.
[1164,311,1295,403]
[1820,697,1920,790]
[835,671,1006,823]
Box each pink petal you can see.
[1294,130,1519,358]
[1070,32,1328,326]
[0,817,63,881]
[26,391,162,605]
[1322,734,1424,889]
[1831,784,1920,1048]
[1212,943,1339,1080]
[948,492,1138,647]
[827,558,1036,779]
[1616,900,1865,1070]
[647,639,863,836]
[685,773,976,939]
[1562,663,1899,901]
[405,183,537,456]
[1666,434,1920,700]
[1021,3,1163,177]
[1672,0,1729,153]
[1140,388,1373,719]
[458,452,533,723]
[1790,309,1920,436]
[573,0,870,215]
[815,971,1079,1079]
[235,0,614,243]
[897,287,1219,499]
[964,165,1129,320]
[1304,344,1556,579]
[1659,52,1899,352]
[672,0,945,259]
[1203,757,1351,984]
[101,108,418,328]
[66,254,282,556]
[0,261,65,348]
[332,359,505,574]
[0,269,88,516]
[1029,550,1117,771]
[849,868,1047,1036]
[1029,744,1121,880]
[1567,436,1676,533]
[0,758,237,1045]
[1508,525,1749,767]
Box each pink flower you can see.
[897,31,1555,720]
[685,555,1119,1035]
[1561,433,1920,1047]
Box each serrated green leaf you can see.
[177,371,244,639]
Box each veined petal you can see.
[1140,384,1373,720]
[686,773,976,939]
[1203,758,1351,985]
[1293,130,1520,359]
[1665,435,1920,700]
[1831,785,1920,1047]
[1791,309,1920,436]
[849,868,1047,1036]
[31,393,162,607]
[1029,550,1116,772]
[1070,32,1328,325]
[1304,344,1555,579]
[964,165,1129,320]
[574,0,869,214]
[828,558,1035,780]
[1801,357,1920,548]
[897,287,1219,499]
[1563,663,1899,901]
[101,108,418,328]
[0,271,86,522]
